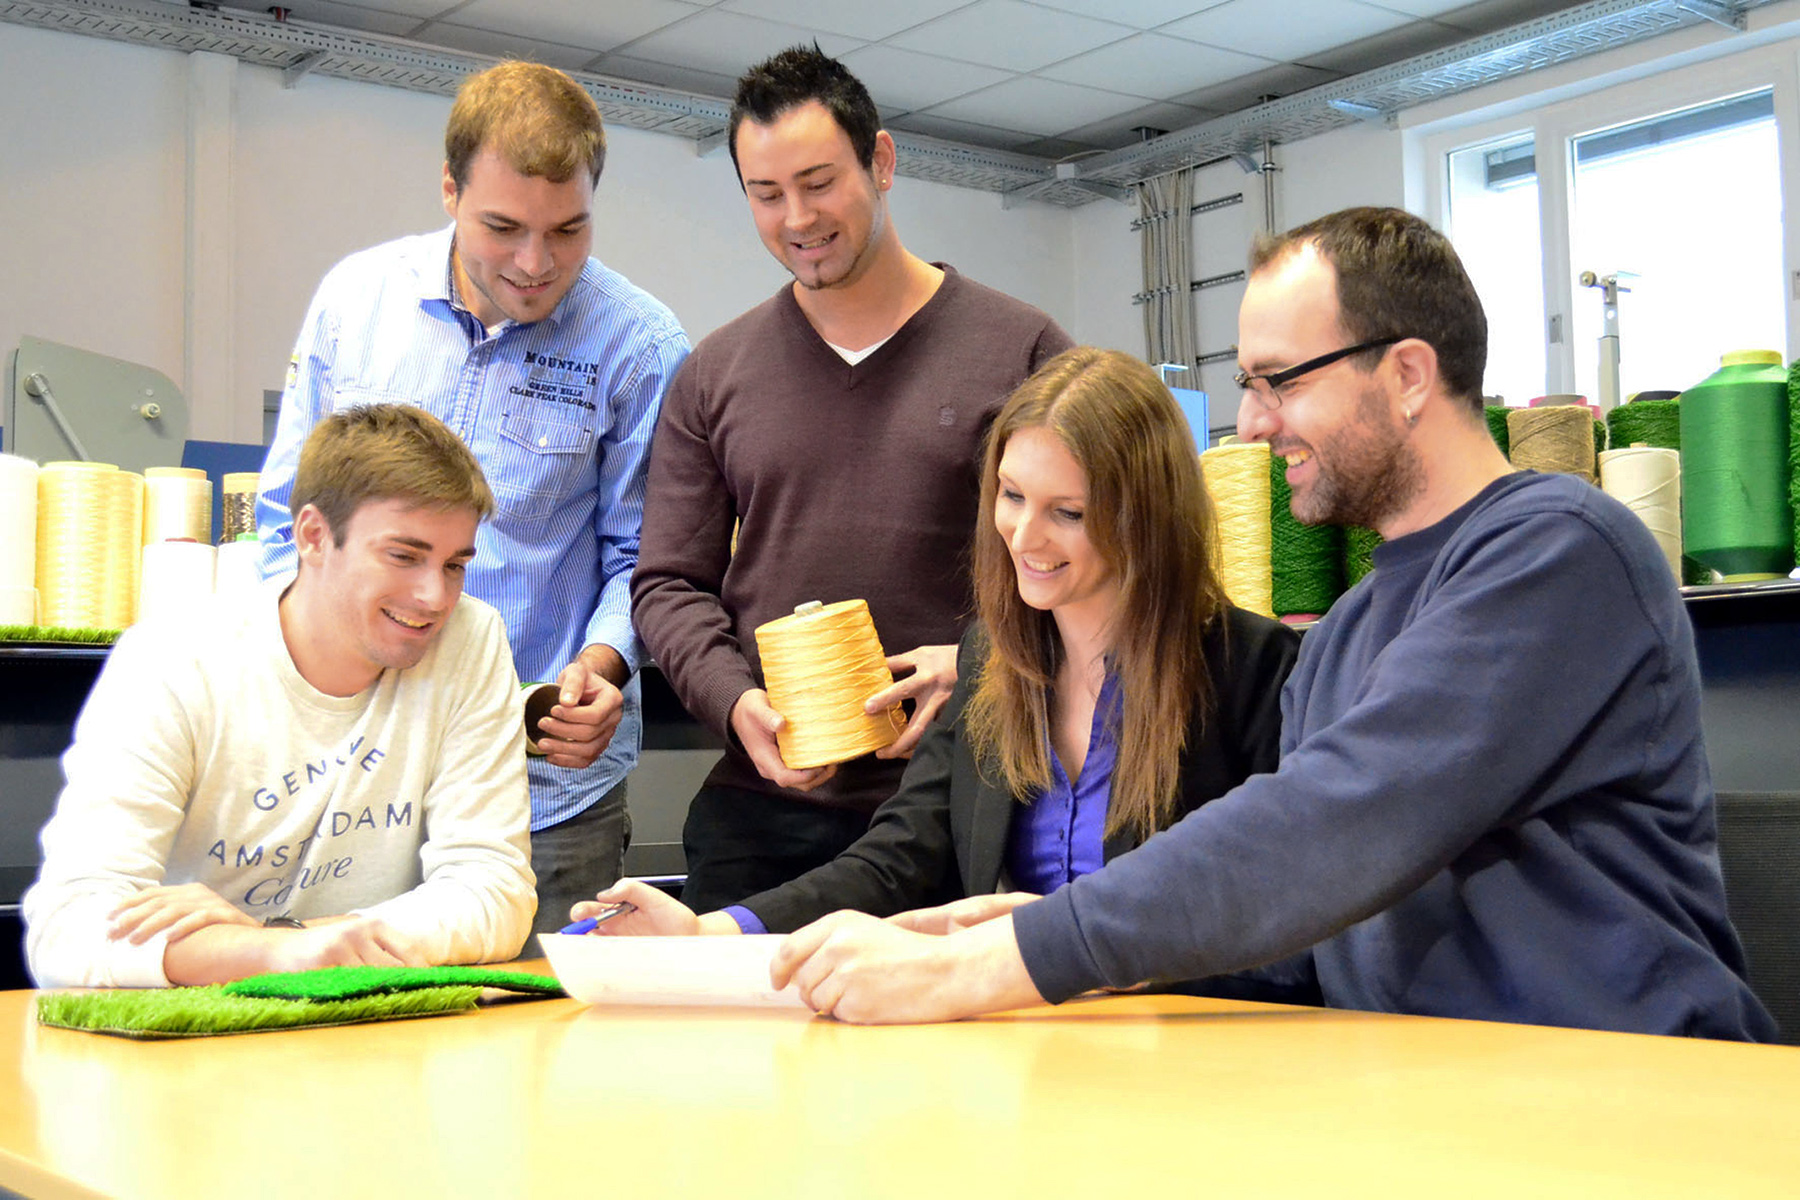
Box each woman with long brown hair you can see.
[578,347,1298,951]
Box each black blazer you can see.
[743,606,1301,934]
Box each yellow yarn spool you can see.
[36,462,141,630]
[104,470,145,627]
[222,471,260,543]
[1200,441,1274,618]
[143,466,213,546]
[755,599,907,770]
[1507,407,1596,483]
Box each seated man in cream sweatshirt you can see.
[25,404,536,988]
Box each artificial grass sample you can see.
[0,624,121,646]
[37,966,566,1039]
[37,984,484,1039]
[225,964,564,1002]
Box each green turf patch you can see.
[224,964,564,1002]
[0,624,121,646]
[37,965,566,1039]
[36,984,484,1039]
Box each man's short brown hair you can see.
[291,405,494,546]
[1252,206,1488,414]
[445,61,606,191]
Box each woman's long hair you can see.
[964,347,1230,841]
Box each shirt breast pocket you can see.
[491,411,597,520]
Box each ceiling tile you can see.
[589,53,741,98]
[293,0,462,19]
[418,23,601,70]
[619,10,862,78]
[1173,61,1341,110]
[1057,99,1215,149]
[1363,0,1493,14]
[287,1,422,38]
[1296,18,1464,73]
[451,0,704,53]
[926,76,1151,138]
[1013,135,1102,159]
[1410,0,1586,33]
[888,0,1135,73]
[886,111,1041,153]
[721,0,968,41]
[1039,32,1272,98]
[1163,0,1413,62]
[838,45,1013,113]
[1029,0,1235,29]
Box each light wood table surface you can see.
[1,974,1795,1200]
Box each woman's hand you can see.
[887,891,1039,935]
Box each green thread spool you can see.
[1344,525,1383,587]
[1485,406,1511,457]
[1679,350,1794,582]
[1268,455,1345,617]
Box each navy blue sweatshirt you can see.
[1015,472,1774,1041]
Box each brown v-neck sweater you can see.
[633,265,1073,811]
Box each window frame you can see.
[1414,42,1800,400]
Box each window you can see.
[1418,45,1799,408]
[1445,134,1545,404]
[1568,91,1784,402]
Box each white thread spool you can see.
[1600,444,1683,584]
[0,586,35,626]
[213,536,266,610]
[138,539,218,627]
[0,454,38,607]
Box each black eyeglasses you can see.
[1235,336,1407,410]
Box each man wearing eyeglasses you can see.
[762,205,1775,1043]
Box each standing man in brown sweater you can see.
[631,45,1073,916]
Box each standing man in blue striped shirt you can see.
[257,62,690,939]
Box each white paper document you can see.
[540,933,811,1010]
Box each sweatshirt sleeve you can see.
[24,630,200,988]
[629,353,759,737]
[1014,499,1677,1002]
[355,606,536,963]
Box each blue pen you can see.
[558,901,637,935]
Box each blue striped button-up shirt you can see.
[257,225,690,830]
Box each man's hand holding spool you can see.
[740,599,937,789]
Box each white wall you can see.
[0,24,189,423]
[0,19,1089,450]
[17,3,1786,449]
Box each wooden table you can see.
[1,982,1795,1199]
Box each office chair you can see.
[1715,791,1800,1046]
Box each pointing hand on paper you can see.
[769,909,1045,1025]
[564,881,1048,1023]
